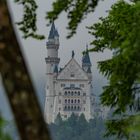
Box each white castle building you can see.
[44,22,94,123]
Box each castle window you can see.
[68,91,70,95]
[78,91,80,96]
[74,99,77,103]
[78,99,80,103]
[71,99,73,104]
[65,99,67,103]
[68,99,70,103]
[70,73,75,77]
[75,91,77,95]
[64,106,67,110]
[71,106,73,110]
[77,106,80,110]
[71,91,74,96]
[64,91,67,96]
[59,100,61,104]
[70,84,75,87]
[61,84,65,87]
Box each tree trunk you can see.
[0,1,51,140]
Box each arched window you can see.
[78,91,80,96]
[75,91,77,96]
[65,99,67,103]
[68,99,70,103]
[74,106,76,110]
[78,99,80,103]
[71,99,73,103]
[64,106,67,110]
[71,106,73,110]
[71,91,73,96]
[77,106,80,110]
[65,91,67,96]
[75,99,77,103]
[68,106,70,110]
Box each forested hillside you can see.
[48,113,114,140]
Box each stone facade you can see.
[44,22,94,123]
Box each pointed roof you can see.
[82,45,91,66]
[48,21,59,39]
[87,67,91,73]
[54,29,59,37]
[57,58,89,81]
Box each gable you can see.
[57,58,89,80]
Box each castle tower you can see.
[44,22,60,123]
[82,45,94,116]
[82,45,92,81]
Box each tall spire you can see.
[48,21,59,39]
[82,44,91,66]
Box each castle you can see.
[44,22,94,123]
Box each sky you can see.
[0,0,117,120]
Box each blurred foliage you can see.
[105,114,140,140]
[47,0,99,38]
[0,116,12,140]
[88,0,140,139]
[89,0,140,114]
[14,0,45,39]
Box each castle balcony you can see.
[46,42,59,49]
[45,57,60,64]
[63,105,81,112]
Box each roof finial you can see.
[72,50,75,58]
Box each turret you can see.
[45,21,60,73]
[82,45,92,81]
[47,21,59,47]
[44,22,60,123]
[82,45,91,72]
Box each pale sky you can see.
[0,0,117,119]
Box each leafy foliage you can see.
[15,0,45,39]
[0,116,12,140]
[47,0,99,38]
[105,114,140,140]
[87,1,140,139]
[89,0,140,114]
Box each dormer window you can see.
[70,73,75,77]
